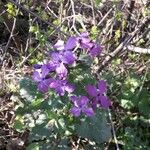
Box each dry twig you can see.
[108,109,120,150]
[97,16,150,73]
[69,0,79,34]
[3,1,20,62]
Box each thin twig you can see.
[96,6,115,42]
[108,109,120,150]
[0,10,6,16]
[17,44,40,67]
[133,28,150,44]
[45,0,58,19]
[24,13,32,55]
[97,34,136,73]
[70,0,79,34]
[90,0,96,25]
[97,6,115,27]
[58,0,63,38]
[3,3,20,61]
[46,6,59,18]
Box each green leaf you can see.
[19,77,42,102]
[76,110,111,143]
[138,89,150,117]
[115,29,121,40]
[26,143,40,150]
[95,0,102,6]
[0,16,4,23]
[29,122,54,141]
[121,99,135,109]
[31,98,43,108]
[91,25,99,40]
[78,54,93,67]
[13,119,24,132]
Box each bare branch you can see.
[97,16,150,73]
[69,0,79,34]
[90,0,96,25]
[125,45,150,54]
[108,109,120,150]
[3,2,20,61]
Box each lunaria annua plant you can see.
[32,32,111,117]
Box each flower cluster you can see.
[70,80,111,117]
[86,80,111,109]
[32,32,110,117]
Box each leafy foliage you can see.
[20,77,42,102]
[76,110,111,143]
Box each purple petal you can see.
[99,95,111,109]
[65,83,75,93]
[41,64,50,78]
[62,51,76,64]
[38,79,51,93]
[91,98,98,110]
[90,44,102,57]
[51,52,60,62]
[65,36,77,50]
[70,96,78,103]
[56,63,68,79]
[80,41,94,49]
[49,79,58,89]
[54,40,64,50]
[79,32,89,37]
[33,64,42,69]
[78,37,93,49]
[55,86,65,96]
[81,37,91,44]
[98,80,107,94]
[79,96,89,107]
[70,96,79,107]
[47,61,57,72]
[32,71,42,82]
[86,85,97,97]
[70,107,81,117]
[49,79,68,96]
[82,108,94,117]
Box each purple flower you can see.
[46,61,57,72]
[51,51,76,65]
[32,64,52,92]
[54,37,77,51]
[90,44,102,57]
[56,62,68,79]
[50,51,76,79]
[70,96,94,117]
[86,80,111,109]
[76,32,102,57]
[61,50,76,64]
[77,32,94,49]
[65,36,77,50]
[49,79,75,96]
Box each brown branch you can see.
[125,45,150,54]
[97,16,150,73]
